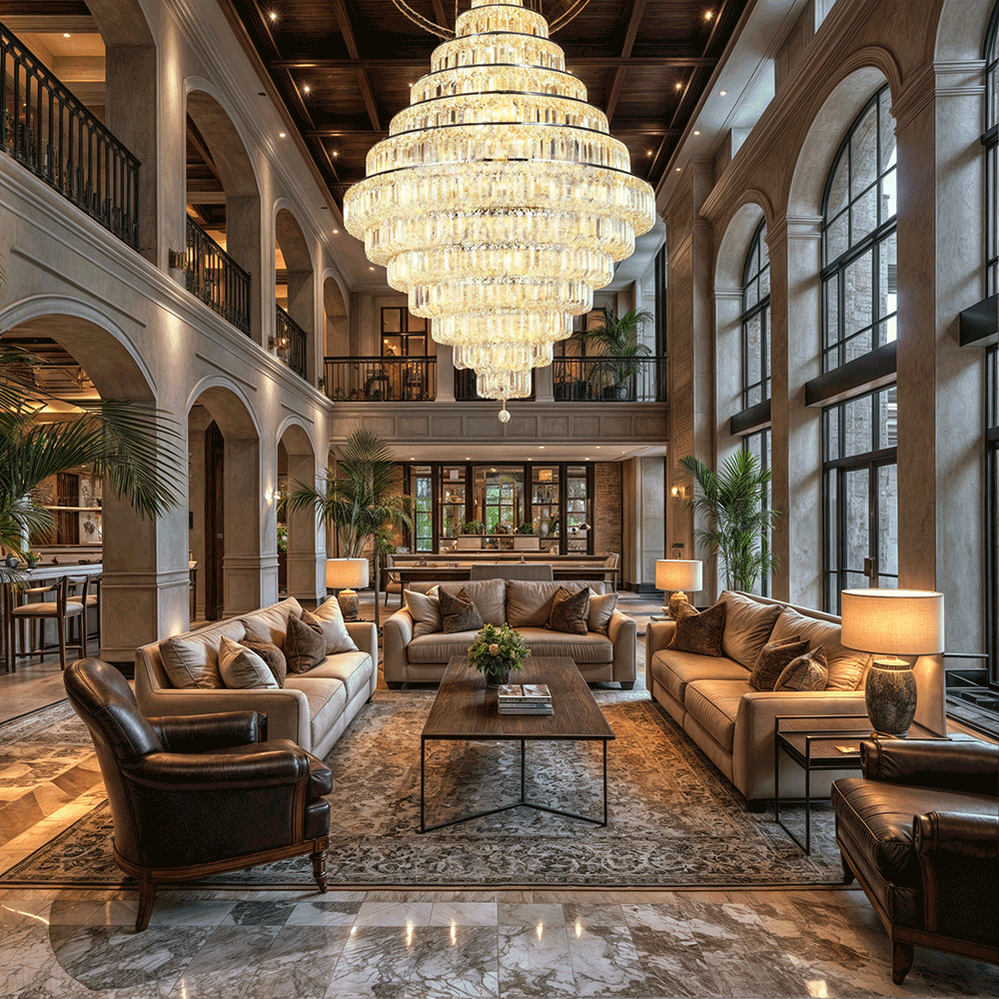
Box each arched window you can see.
[741,219,770,408]
[821,86,898,611]
[821,86,897,372]
[741,218,772,595]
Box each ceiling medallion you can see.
[344,0,655,414]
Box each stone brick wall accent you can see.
[593,462,623,557]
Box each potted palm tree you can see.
[678,451,779,593]
[287,428,411,584]
[574,307,653,401]
[1,344,183,585]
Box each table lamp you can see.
[656,559,703,619]
[325,558,369,621]
[840,588,944,738]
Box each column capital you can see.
[767,215,822,250]
[892,61,986,133]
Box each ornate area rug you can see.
[2,687,843,889]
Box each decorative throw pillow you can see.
[405,589,442,638]
[775,646,829,692]
[310,600,359,654]
[667,601,726,657]
[439,587,484,634]
[160,635,227,690]
[587,590,619,635]
[240,627,288,687]
[285,613,327,673]
[218,635,278,690]
[749,636,809,691]
[547,586,591,635]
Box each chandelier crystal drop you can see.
[343,0,656,407]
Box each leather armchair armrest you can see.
[913,810,999,941]
[861,739,999,795]
[148,711,263,752]
[346,620,377,658]
[124,744,310,790]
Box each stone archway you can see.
[278,419,325,602]
[275,207,317,381]
[0,298,188,660]
[187,379,263,618]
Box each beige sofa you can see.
[136,597,376,759]
[383,578,637,688]
[645,591,946,808]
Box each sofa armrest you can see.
[607,610,637,683]
[914,810,999,942]
[861,738,999,795]
[383,608,415,684]
[732,689,868,802]
[148,711,263,752]
[346,620,378,659]
[135,686,310,749]
[645,620,676,657]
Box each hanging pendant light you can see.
[344,0,656,410]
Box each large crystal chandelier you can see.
[344,0,656,413]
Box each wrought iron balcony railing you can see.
[552,355,668,402]
[274,305,308,380]
[183,216,250,335]
[1,20,140,248]
[323,356,437,402]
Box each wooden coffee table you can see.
[420,655,615,832]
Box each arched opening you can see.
[185,87,262,342]
[0,0,158,257]
[187,382,262,620]
[278,421,325,602]
[274,208,315,382]
[0,304,183,664]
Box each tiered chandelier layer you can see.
[344,0,656,407]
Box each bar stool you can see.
[86,575,102,651]
[9,575,89,670]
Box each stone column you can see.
[285,449,325,602]
[222,435,266,615]
[226,194,265,346]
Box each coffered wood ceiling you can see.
[221,0,750,209]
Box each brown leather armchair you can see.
[831,738,998,983]
[64,658,332,931]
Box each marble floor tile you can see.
[220,899,296,926]
[496,902,565,927]
[169,923,282,999]
[628,924,719,998]
[429,900,499,926]
[148,898,236,926]
[497,924,575,997]
[246,924,352,999]
[411,925,499,998]
[325,924,422,997]
[287,899,364,926]
[565,923,647,997]
[353,900,435,927]
[561,901,627,929]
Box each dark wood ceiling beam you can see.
[429,0,451,33]
[329,0,381,131]
[269,56,718,70]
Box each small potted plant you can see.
[513,521,540,550]
[467,623,530,687]
[25,551,41,568]
[461,519,485,536]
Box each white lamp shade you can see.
[656,559,703,593]
[840,589,944,656]
[325,557,369,590]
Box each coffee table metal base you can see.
[420,736,608,833]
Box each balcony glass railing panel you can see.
[1,21,139,248]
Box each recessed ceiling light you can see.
[720,90,728,96]
[676,167,682,172]
[369,266,375,271]
[595,445,601,448]
[278,132,286,138]
[646,150,653,157]
[302,84,311,93]
[63,33,71,38]
[332,150,338,157]
[332,228,339,233]
[674,82,682,90]
[705,11,714,20]
[693,130,700,136]
[539,445,544,449]
[269,11,278,21]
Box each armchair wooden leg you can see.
[841,855,856,884]
[135,869,156,931]
[892,941,914,984]
[311,847,328,893]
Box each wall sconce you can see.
[168,249,187,270]
[671,485,688,500]
[268,336,289,351]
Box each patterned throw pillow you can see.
[310,600,359,654]
[285,613,327,673]
[587,590,619,634]
[546,586,590,635]
[667,601,727,657]
[775,646,829,692]
[749,636,809,691]
[240,627,288,687]
[218,635,278,690]
[440,587,484,634]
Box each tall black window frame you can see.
[986,346,998,691]
[742,428,772,598]
[821,86,898,372]
[822,386,899,614]
[986,4,999,295]
[741,219,771,409]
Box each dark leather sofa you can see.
[65,658,332,930]
[831,738,998,983]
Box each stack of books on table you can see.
[497,683,553,715]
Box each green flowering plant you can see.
[467,623,530,675]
